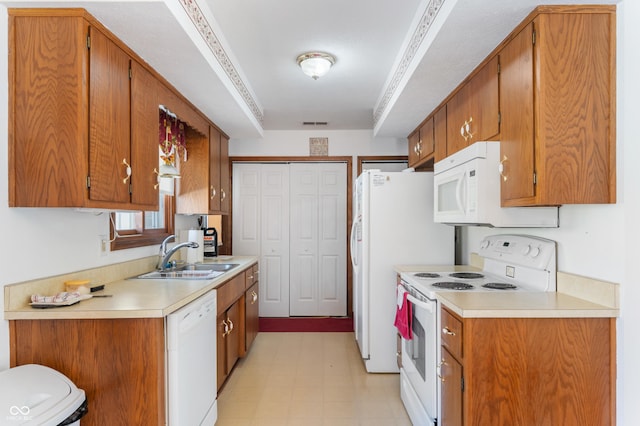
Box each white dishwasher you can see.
[166,290,217,425]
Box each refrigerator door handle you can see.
[350,219,358,268]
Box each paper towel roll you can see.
[187,229,204,264]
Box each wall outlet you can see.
[100,235,108,256]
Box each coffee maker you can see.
[198,216,218,257]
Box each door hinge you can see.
[532,29,536,45]
[498,111,501,125]
[129,67,132,79]
[497,62,501,74]
[86,34,91,50]
[533,172,537,185]
[86,176,91,188]
[461,377,465,392]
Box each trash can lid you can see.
[0,364,85,425]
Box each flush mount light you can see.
[297,52,336,80]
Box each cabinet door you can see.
[209,126,222,212]
[446,82,471,155]
[499,23,536,204]
[407,131,420,167]
[468,55,499,142]
[88,27,131,204]
[434,106,447,162]
[10,15,90,207]
[130,60,160,208]
[419,117,435,160]
[245,281,259,352]
[216,312,228,390]
[440,348,463,426]
[220,134,231,214]
[226,301,242,373]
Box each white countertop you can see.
[395,263,619,319]
[5,256,258,320]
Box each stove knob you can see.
[530,246,541,258]
[522,245,531,255]
[480,240,490,249]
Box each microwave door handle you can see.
[406,294,435,313]
[455,173,466,213]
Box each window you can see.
[110,194,174,251]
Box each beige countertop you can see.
[395,261,619,319]
[4,256,258,320]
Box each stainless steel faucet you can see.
[157,235,199,270]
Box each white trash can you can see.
[0,364,87,425]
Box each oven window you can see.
[409,315,426,381]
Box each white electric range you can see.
[397,234,557,426]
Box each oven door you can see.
[401,291,438,424]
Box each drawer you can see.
[245,263,259,290]
[217,273,245,313]
[441,307,463,360]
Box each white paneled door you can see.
[233,162,347,317]
[289,163,347,316]
[233,163,290,317]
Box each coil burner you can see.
[482,282,517,290]
[414,272,441,279]
[432,281,474,290]
[449,272,484,279]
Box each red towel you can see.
[394,286,413,340]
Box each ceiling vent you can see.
[303,121,328,126]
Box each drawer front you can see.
[441,307,463,360]
[217,273,245,313]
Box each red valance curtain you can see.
[159,108,187,166]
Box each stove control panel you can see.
[478,234,556,271]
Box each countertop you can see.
[5,256,258,320]
[395,262,619,319]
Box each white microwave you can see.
[433,142,559,227]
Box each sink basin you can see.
[134,263,239,280]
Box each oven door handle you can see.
[406,294,435,313]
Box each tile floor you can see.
[216,332,412,425]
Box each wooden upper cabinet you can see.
[208,126,222,212]
[9,14,90,207]
[130,60,161,208]
[446,55,499,156]
[499,8,616,206]
[9,11,162,210]
[407,117,435,168]
[88,27,132,205]
[407,131,420,167]
[220,134,231,214]
[434,106,447,162]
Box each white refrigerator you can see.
[350,170,454,373]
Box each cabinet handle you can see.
[122,158,132,184]
[438,359,448,382]
[466,116,474,140]
[221,189,226,202]
[221,319,229,337]
[442,327,456,336]
[227,318,234,333]
[251,291,258,304]
[499,155,509,182]
[153,168,160,190]
[210,185,216,199]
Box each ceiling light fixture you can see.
[297,52,335,80]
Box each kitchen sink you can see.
[134,263,240,280]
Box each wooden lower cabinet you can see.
[9,318,166,426]
[217,299,241,389]
[440,306,616,426]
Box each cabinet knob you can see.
[442,327,456,336]
[121,158,132,184]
